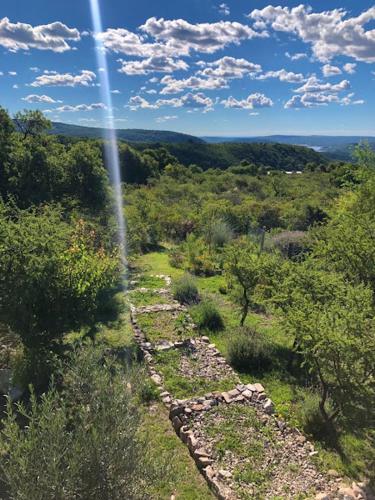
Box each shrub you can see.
[227,327,272,372]
[168,248,184,269]
[296,390,333,440]
[138,377,160,403]
[209,220,233,248]
[172,274,199,304]
[0,346,161,500]
[12,347,60,392]
[191,301,224,332]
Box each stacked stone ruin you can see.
[129,274,373,500]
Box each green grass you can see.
[128,289,171,307]
[136,311,194,343]
[64,293,134,350]
[153,348,238,399]
[141,404,214,499]
[132,274,167,290]
[136,250,184,281]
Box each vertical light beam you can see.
[89,0,127,280]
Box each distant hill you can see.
[203,135,375,160]
[47,122,327,170]
[135,141,326,171]
[50,122,205,144]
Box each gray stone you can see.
[172,416,183,433]
[222,392,232,404]
[169,405,184,419]
[253,382,265,393]
[338,487,356,499]
[196,456,214,469]
[187,434,198,451]
[242,389,253,400]
[203,465,216,481]
[263,398,275,414]
[245,383,257,392]
[194,447,210,458]
[151,374,162,385]
[218,469,232,480]
[227,388,240,398]
[179,427,192,444]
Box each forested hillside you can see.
[49,121,205,144]
[0,108,374,499]
[149,141,326,170]
[46,121,327,171]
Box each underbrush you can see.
[172,274,199,305]
[190,300,224,332]
[227,327,272,373]
[0,345,161,500]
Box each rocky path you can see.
[129,274,372,500]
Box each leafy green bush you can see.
[172,274,199,304]
[183,235,218,276]
[138,378,160,403]
[0,346,161,500]
[208,220,233,248]
[191,301,224,332]
[168,248,184,269]
[227,327,272,372]
[296,390,333,440]
[12,347,60,392]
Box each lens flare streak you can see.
[89,0,127,278]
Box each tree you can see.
[66,141,108,210]
[0,205,118,350]
[13,109,51,139]
[0,107,14,196]
[224,238,280,325]
[4,134,68,206]
[311,151,375,294]
[278,264,375,424]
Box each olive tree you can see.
[224,238,281,325]
[0,346,161,500]
[278,264,375,424]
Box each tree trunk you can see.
[240,287,249,326]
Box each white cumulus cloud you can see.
[256,68,305,83]
[30,70,96,87]
[249,5,375,63]
[160,74,228,94]
[55,102,106,112]
[343,63,357,74]
[0,17,80,52]
[197,56,261,79]
[22,94,61,104]
[294,77,350,94]
[222,93,273,109]
[322,64,342,77]
[118,56,188,75]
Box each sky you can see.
[0,0,375,136]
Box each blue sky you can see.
[1,0,374,136]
